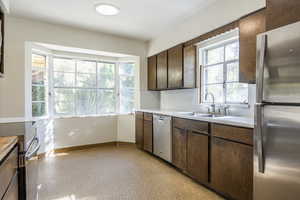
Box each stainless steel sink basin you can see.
[183,112,224,118]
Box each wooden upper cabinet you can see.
[168,44,183,89]
[183,45,196,88]
[266,0,300,31]
[147,55,157,90]
[157,51,168,90]
[239,9,266,83]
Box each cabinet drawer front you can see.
[173,118,209,134]
[0,146,18,199]
[144,113,153,121]
[212,124,253,145]
[135,111,144,120]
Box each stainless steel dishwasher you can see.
[153,114,172,163]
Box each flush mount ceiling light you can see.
[95,3,120,16]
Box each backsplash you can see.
[160,84,256,118]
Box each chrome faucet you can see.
[205,92,216,113]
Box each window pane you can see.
[226,62,239,82]
[225,42,239,61]
[32,68,46,85]
[77,61,96,74]
[204,64,223,84]
[54,72,75,87]
[32,85,46,101]
[76,89,97,115]
[120,76,134,88]
[98,63,115,88]
[77,73,96,88]
[206,46,224,65]
[120,63,134,76]
[54,88,75,115]
[204,84,224,103]
[32,102,46,117]
[53,58,75,72]
[120,88,134,113]
[97,89,115,114]
[226,83,248,103]
[32,54,46,68]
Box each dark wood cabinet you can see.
[143,113,153,153]
[172,127,187,170]
[266,0,300,31]
[147,55,157,90]
[157,51,168,90]
[187,131,209,183]
[239,9,266,83]
[168,44,183,89]
[135,112,144,149]
[183,45,196,88]
[211,137,253,200]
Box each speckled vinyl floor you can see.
[36,144,223,200]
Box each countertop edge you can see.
[136,110,254,129]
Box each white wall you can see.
[117,114,135,143]
[0,16,159,119]
[148,0,265,56]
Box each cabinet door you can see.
[183,45,196,88]
[2,173,18,200]
[172,127,187,170]
[239,9,266,83]
[211,137,253,200]
[135,112,144,149]
[143,120,153,153]
[168,44,183,89]
[157,51,168,90]
[148,55,157,90]
[187,131,209,183]
[266,0,300,31]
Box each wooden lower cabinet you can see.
[187,131,209,184]
[172,127,187,170]
[2,173,18,200]
[135,112,144,149]
[143,120,153,153]
[211,137,253,200]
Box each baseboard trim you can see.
[38,141,136,159]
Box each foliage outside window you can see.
[32,54,48,117]
[201,40,248,104]
[31,54,136,118]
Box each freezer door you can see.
[254,105,300,200]
[257,21,300,103]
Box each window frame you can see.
[28,48,136,120]
[198,37,249,105]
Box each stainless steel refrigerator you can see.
[255,21,300,200]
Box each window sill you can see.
[31,113,134,121]
[200,103,250,108]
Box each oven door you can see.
[25,137,40,200]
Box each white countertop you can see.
[137,109,254,128]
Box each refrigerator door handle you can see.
[256,34,267,103]
[256,103,265,173]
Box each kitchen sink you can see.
[182,112,224,118]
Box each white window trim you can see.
[196,29,249,107]
[25,43,137,121]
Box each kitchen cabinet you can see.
[172,117,209,184]
[172,127,187,170]
[183,45,196,88]
[157,51,168,90]
[135,112,144,149]
[211,124,253,200]
[239,9,266,83]
[147,55,157,90]
[168,44,183,89]
[266,0,300,31]
[143,113,153,153]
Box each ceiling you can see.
[10,0,217,41]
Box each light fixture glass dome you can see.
[95,3,120,16]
